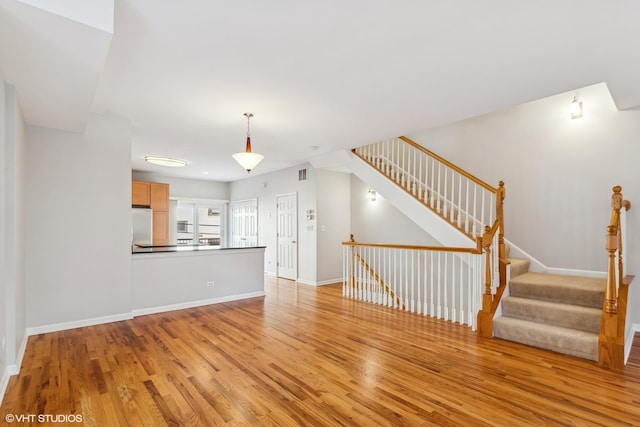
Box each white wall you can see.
[316,169,350,283]
[408,82,640,328]
[0,78,7,398]
[230,164,318,283]
[25,114,132,328]
[350,174,440,246]
[1,79,27,403]
[132,248,265,313]
[409,82,640,271]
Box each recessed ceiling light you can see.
[144,156,188,167]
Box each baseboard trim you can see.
[27,312,135,336]
[27,291,268,336]
[625,323,640,364]
[131,291,266,317]
[505,238,606,279]
[0,363,14,407]
[504,239,547,273]
[0,366,10,407]
[296,278,342,287]
[544,267,607,279]
[0,333,29,406]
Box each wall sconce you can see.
[367,188,377,202]
[570,96,583,119]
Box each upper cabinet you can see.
[132,181,151,206]
[150,183,169,211]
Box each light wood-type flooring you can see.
[2,277,640,426]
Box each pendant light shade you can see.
[233,113,264,172]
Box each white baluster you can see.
[388,249,396,307]
[449,170,455,223]
[457,176,463,227]
[465,180,470,233]
[436,163,441,213]
[473,185,478,237]
[342,246,346,297]
[410,251,417,313]
[444,252,449,321]
[429,252,434,316]
[481,189,486,230]
[393,249,398,308]
[418,151,423,201]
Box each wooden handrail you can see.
[399,136,497,193]
[343,239,481,254]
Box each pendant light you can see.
[232,113,264,172]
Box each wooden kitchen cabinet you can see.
[132,181,151,206]
[150,183,170,245]
[152,211,169,245]
[150,183,169,211]
[132,180,170,245]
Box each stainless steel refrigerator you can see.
[132,207,153,246]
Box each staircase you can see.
[494,252,606,361]
[343,137,632,367]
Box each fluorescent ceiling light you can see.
[144,156,188,167]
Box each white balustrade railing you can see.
[353,137,499,239]
[343,242,485,330]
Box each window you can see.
[175,201,226,246]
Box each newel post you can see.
[477,226,494,337]
[605,225,618,315]
[611,186,625,291]
[349,234,356,291]
[496,181,506,261]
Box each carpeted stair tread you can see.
[509,272,605,308]
[493,316,598,361]
[501,296,601,333]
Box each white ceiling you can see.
[2,0,640,182]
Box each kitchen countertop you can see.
[132,244,266,254]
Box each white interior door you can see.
[277,193,297,280]
[230,199,258,247]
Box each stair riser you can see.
[509,259,530,278]
[493,319,598,361]
[509,282,604,309]
[501,298,601,333]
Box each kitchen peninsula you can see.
[131,245,266,316]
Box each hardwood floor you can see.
[3,277,640,426]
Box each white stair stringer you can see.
[345,151,476,249]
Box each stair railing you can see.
[353,136,500,240]
[352,136,508,335]
[599,185,634,370]
[343,235,483,329]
